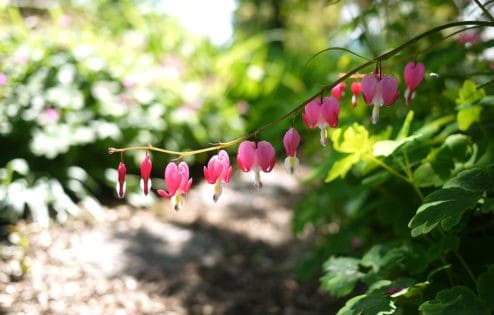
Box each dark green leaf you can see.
[419,286,489,315]
[337,292,396,315]
[444,167,494,193]
[408,188,482,237]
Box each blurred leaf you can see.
[477,265,494,310]
[325,153,360,182]
[331,123,371,154]
[419,286,489,315]
[457,106,482,131]
[455,80,485,106]
[321,257,364,298]
[409,188,482,237]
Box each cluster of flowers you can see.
[115,62,425,210]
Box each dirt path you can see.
[1,167,335,314]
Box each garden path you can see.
[0,166,337,314]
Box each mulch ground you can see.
[0,167,338,314]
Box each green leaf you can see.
[456,80,486,106]
[331,123,371,154]
[408,188,482,237]
[321,257,364,298]
[419,286,489,315]
[444,167,494,193]
[413,163,444,187]
[457,106,482,131]
[325,153,360,182]
[337,292,396,315]
[477,265,494,310]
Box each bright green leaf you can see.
[331,123,371,154]
[457,106,482,131]
[321,257,364,298]
[325,153,361,182]
[408,188,482,237]
[456,80,486,106]
[419,286,489,315]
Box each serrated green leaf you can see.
[337,292,396,315]
[456,80,486,106]
[444,167,494,193]
[478,265,494,310]
[321,257,363,298]
[408,188,482,237]
[331,123,371,154]
[419,286,489,315]
[325,153,360,182]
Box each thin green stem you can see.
[402,147,424,201]
[453,250,477,285]
[108,20,494,158]
[365,154,410,183]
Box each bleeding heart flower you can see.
[237,140,275,190]
[351,82,362,108]
[204,150,232,202]
[361,74,399,124]
[157,161,193,211]
[283,128,301,174]
[331,82,346,100]
[140,153,152,195]
[302,97,340,146]
[404,62,425,105]
[115,162,126,199]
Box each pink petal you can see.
[283,127,301,157]
[380,75,399,106]
[361,74,378,105]
[237,141,257,172]
[302,99,322,129]
[321,97,340,128]
[256,141,276,172]
[164,162,181,196]
[404,62,425,91]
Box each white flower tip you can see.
[115,182,126,199]
[371,104,381,124]
[320,128,328,147]
[171,193,183,211]
[255,171,262,190]
[213,182,222,202]
[284,156,299,174]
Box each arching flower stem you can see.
[108,21,494,158]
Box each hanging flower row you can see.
[112,61,425,210]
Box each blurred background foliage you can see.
[1,0,494,312]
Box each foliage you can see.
[0,1,244,226]
[290,1,494,314]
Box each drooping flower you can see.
[351,82,362,108]
[158,161,193,211]
[204,150,232,202]
[283,128,301,174]
[361,74,399,124]
[140,153,152,195]
[403,62,425,105]
[115,161,126,199]
[302,97,340,146]
[331,82,346,100]
[0,73,7,86]
[237,140,276,190]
